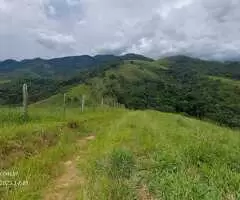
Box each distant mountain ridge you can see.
[161,55,240,80]
[0,53,153,79]
[1,53,240,80]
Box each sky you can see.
[1,0,240,61]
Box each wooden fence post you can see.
[63,93,66,118]
[22,83,28,120]
[101,97,104,107]
[81,95,85,112]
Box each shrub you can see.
[67,121,79,129]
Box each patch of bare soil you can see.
[138,185,155,200]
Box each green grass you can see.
[105,60,166,82]
[0,106,125,199]
[155,58,171,69]
[208,76,240,87]
[33,84,92,107]
[77,110,240,200]
[32,59,169,109]
[0,106,240,199]
[0,80,11,84]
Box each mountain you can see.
[0,59,19,72]
[0,54,239,127]
[120,53,154,61]
[163,55,240,79]
[0,53,153,80]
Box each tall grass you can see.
[0,105,125,199]
[77,110,240,200]
[1,106,240,199]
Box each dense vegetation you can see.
[0,55,239,127]
[0,59,123,105]
[0,53,152,80]
[164,55,240,80]
[85,58,240,128]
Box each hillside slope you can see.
[78,109,240,200]
[1,107,240,199]
[1,55,240,127]
[56,59,239,127]
[163,55,240,80]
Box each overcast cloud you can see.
[1,0,240,60]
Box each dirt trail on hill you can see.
[43,135,95,200]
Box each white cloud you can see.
[0,0,10,13]
[47,5,56,16]
[1,0,240,60]
[37,31,75,45]
[66,0,81,6]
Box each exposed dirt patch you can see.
[224,193,236,200]
[43,135,95,200]
[138,185,155,200]
[85,135,95,141]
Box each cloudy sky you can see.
[1,0,240,60]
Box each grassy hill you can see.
[1,55,240,128]
[52,59,239,128]
[1,52,240,198]
[0,105,239,200]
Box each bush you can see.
[67,121,79,129]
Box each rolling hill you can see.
[33,58,240,128]
[0,54,240,127]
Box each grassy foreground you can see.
[0,107,240,199]
[77,110,240,200]
[0,106,126,199]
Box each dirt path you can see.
[138,185,155,200]
[43,135,95,200]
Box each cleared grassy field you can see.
[0,107,240,199]
[208,76,240,87]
